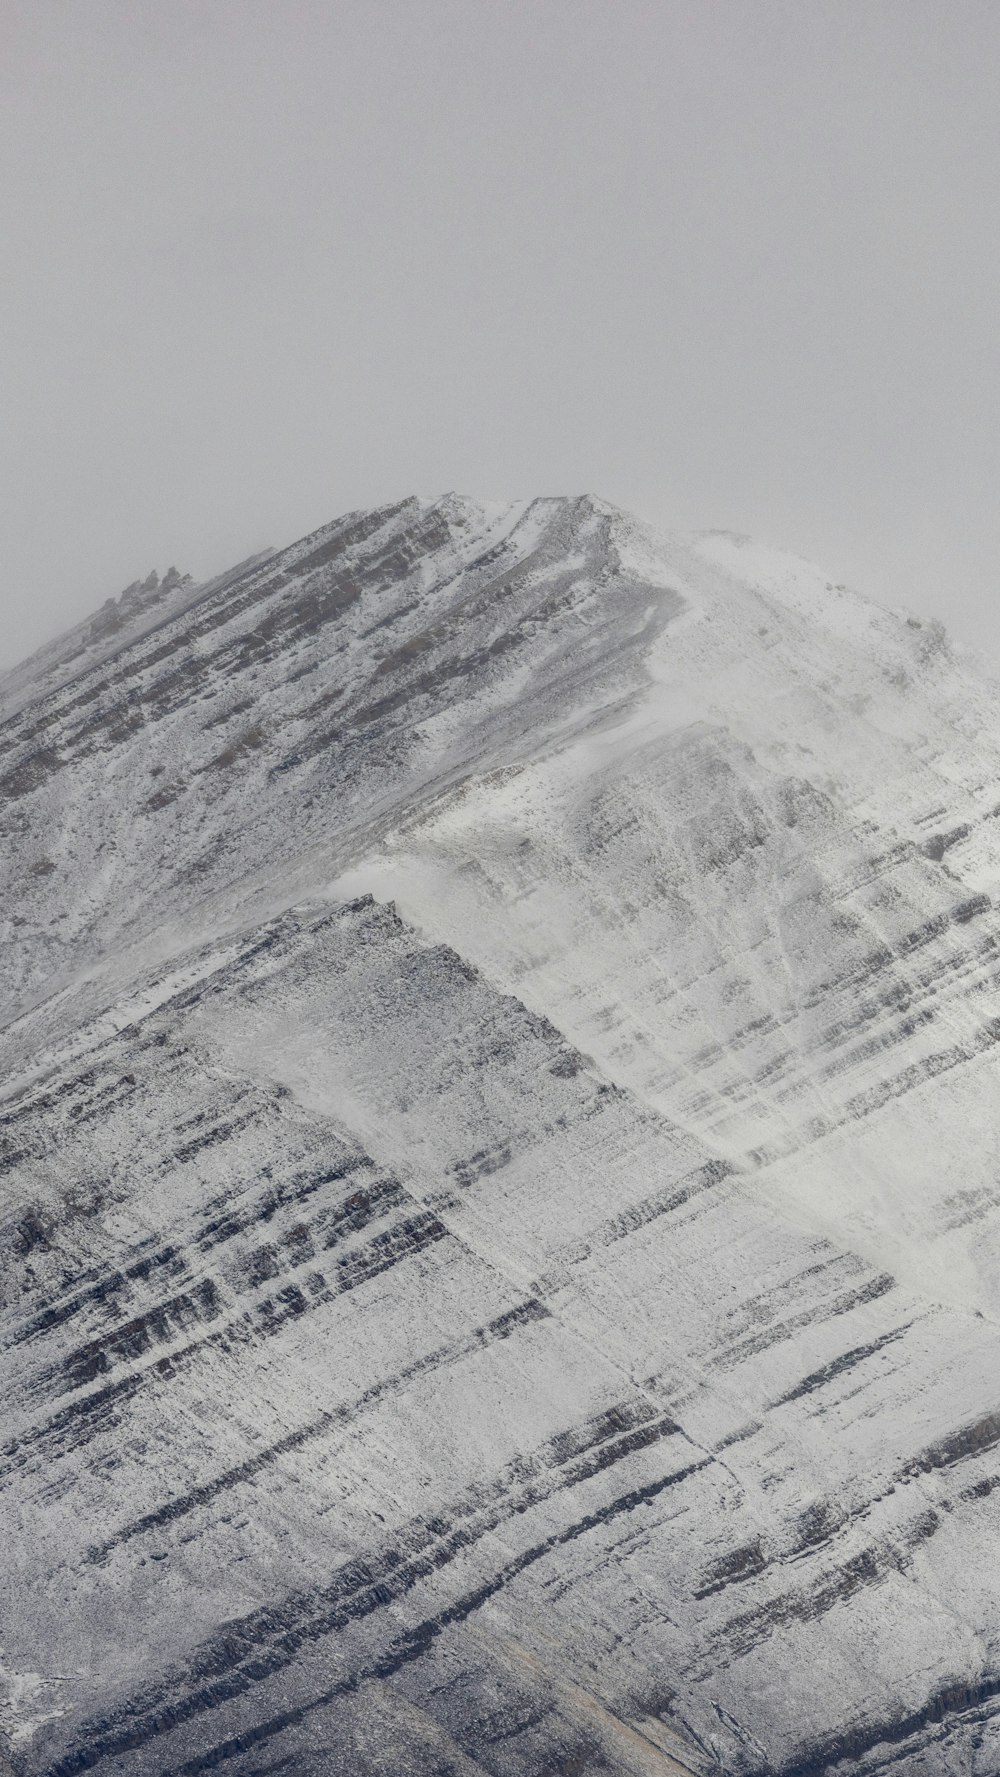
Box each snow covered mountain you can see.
[4,495,1000,1775]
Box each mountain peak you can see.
[4,495,1000,1776]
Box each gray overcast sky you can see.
[2,0,999,669]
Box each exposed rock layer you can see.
[3,497,1000,1774]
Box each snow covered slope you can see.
[4,496,1000,1775]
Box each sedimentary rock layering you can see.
[3,495,1000,1774]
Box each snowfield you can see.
[3,496,1000,1775]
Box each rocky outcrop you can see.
[3,498,1000,1774]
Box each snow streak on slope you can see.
[3,496,1000,1775]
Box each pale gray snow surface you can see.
[3,496,1000,1775]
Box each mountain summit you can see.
[4,496,1000,1775]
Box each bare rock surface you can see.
[3,496,1000,1773]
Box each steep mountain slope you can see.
[3,496,1000,1775]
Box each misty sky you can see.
[2,1,999,669]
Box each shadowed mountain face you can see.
[4,496,1000,1776]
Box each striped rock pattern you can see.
[4,497,1000,1774]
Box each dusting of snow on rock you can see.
[3,495,1000,1775]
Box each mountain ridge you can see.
[3,496,1000,1775]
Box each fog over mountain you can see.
[4,496,1000,1776]
[6,3,1000,672]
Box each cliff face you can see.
[4,496,1000,1775]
